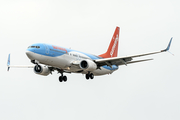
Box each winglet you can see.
[161,37,173,52]
[7,54,10,71]
[165,37,173,51]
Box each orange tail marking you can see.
[99,27,120,58]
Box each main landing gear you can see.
[85,72,94,80]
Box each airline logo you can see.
[98,27,119,58]
[110,34,119,57]
[52,45,67,53]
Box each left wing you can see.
[95,38,173,67]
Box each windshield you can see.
[28,46,40,49]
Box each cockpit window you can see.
[28,46,40,49]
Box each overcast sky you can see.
[0,0,180,120]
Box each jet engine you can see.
[34,65,50,76]
[80,59,97,71]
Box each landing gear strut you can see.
[85,72,94,80]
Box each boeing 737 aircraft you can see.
[7,27,172,82]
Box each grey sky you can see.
[0,0,180,120]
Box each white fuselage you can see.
[26,44,118,76]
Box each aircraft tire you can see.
[90,73,94,79]
[63,76,67,82]
[86,74,89,80]
[59,76,63,82]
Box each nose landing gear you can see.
[59,75,67,82]
[58,69,67,82]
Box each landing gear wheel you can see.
[86,74,90,80]
[59,75,67,82]
[59,76,63,82]
[86,72,94,80]
[63,76,67,82]
[90,73,94,79]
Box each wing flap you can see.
[117,59,153,66]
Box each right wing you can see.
[7,54,34,71]
[95,38,173,67]
[7,54,71,74]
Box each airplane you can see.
[7,27,173,82]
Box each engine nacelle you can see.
[34,65,50,76]
[80,59,97,71]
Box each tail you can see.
[99,26,120,58]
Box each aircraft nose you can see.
[26,51,34,60]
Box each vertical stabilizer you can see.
[99,27,120,58]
